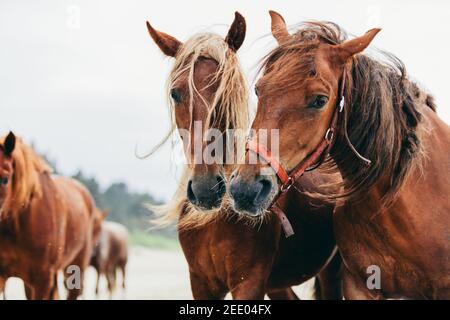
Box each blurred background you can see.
[1,0,449,299]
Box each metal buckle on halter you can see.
[339,96,345,112]
[280,177,293,193]
[325,128,334,142]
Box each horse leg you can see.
[24,282,34,300]
[94,267,101,297]
[267,287,299,300]
[28,272,56,300]
[95,273,100,297]
[111,268,117,292]
[106,269,116,299]
[342,266,384,300]
[49,273,59,300]
[66,242,92,300]
[66,269,85,300]
[189,273,226,300]
[120,262,126,290]
[314,251,343,300]
[0,277,6,300]
[230,277,266,300]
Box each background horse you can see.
[0,132,97,299]
[230,11,449,299]
[90,220,129,298]
[147,12,342,299]
[0,277,5,299]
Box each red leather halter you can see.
[246,72,347,238]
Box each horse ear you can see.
[225,12,246,52]
[332,28,381,64]
[4,131,16,156]
[146,21,182,57]
[269,10,290,44]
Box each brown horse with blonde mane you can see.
[230,11,450,299]
[147,12,342,299]
[0,132,97,299]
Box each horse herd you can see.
[1,10,449,300]
[0,134,129,299]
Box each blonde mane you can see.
[0,135,51,218]
[169,32,248,133]
[151,32,250,230]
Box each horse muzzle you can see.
[229,173,276,216]
[186,174,226,210]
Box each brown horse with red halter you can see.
[147,12,342,299]
[0,132,97,299]
[230,11,450,299]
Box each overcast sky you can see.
[1,0,449,201]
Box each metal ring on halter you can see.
[339,96,345,112]
[325,128,334,142]
[280,177,293,193]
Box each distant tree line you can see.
[40,152,176,238]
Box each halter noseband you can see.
[245,69,348,238]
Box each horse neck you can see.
[330,63,426,205]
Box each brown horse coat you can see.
[0,133,96,299]
[147,13,342,300]
[233,13,450,299]
[180,172,342,300]
[334,104,450,299]
[90,221,129,297]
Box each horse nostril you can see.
[187,176,225,209]
[186,180,198,205]
[254,178,272,206]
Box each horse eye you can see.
[254,86,259,97]
[309,95,328,109]
[170,88,182,104]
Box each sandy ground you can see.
[1,246,314,300]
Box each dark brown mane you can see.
[261,21,435,205]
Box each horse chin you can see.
[236,208,266,219]
[231,192,275,219]
[192,202,222,213]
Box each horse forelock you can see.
[0,135,51,217]
[168,32,249,135]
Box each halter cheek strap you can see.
[246,71,348,238]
